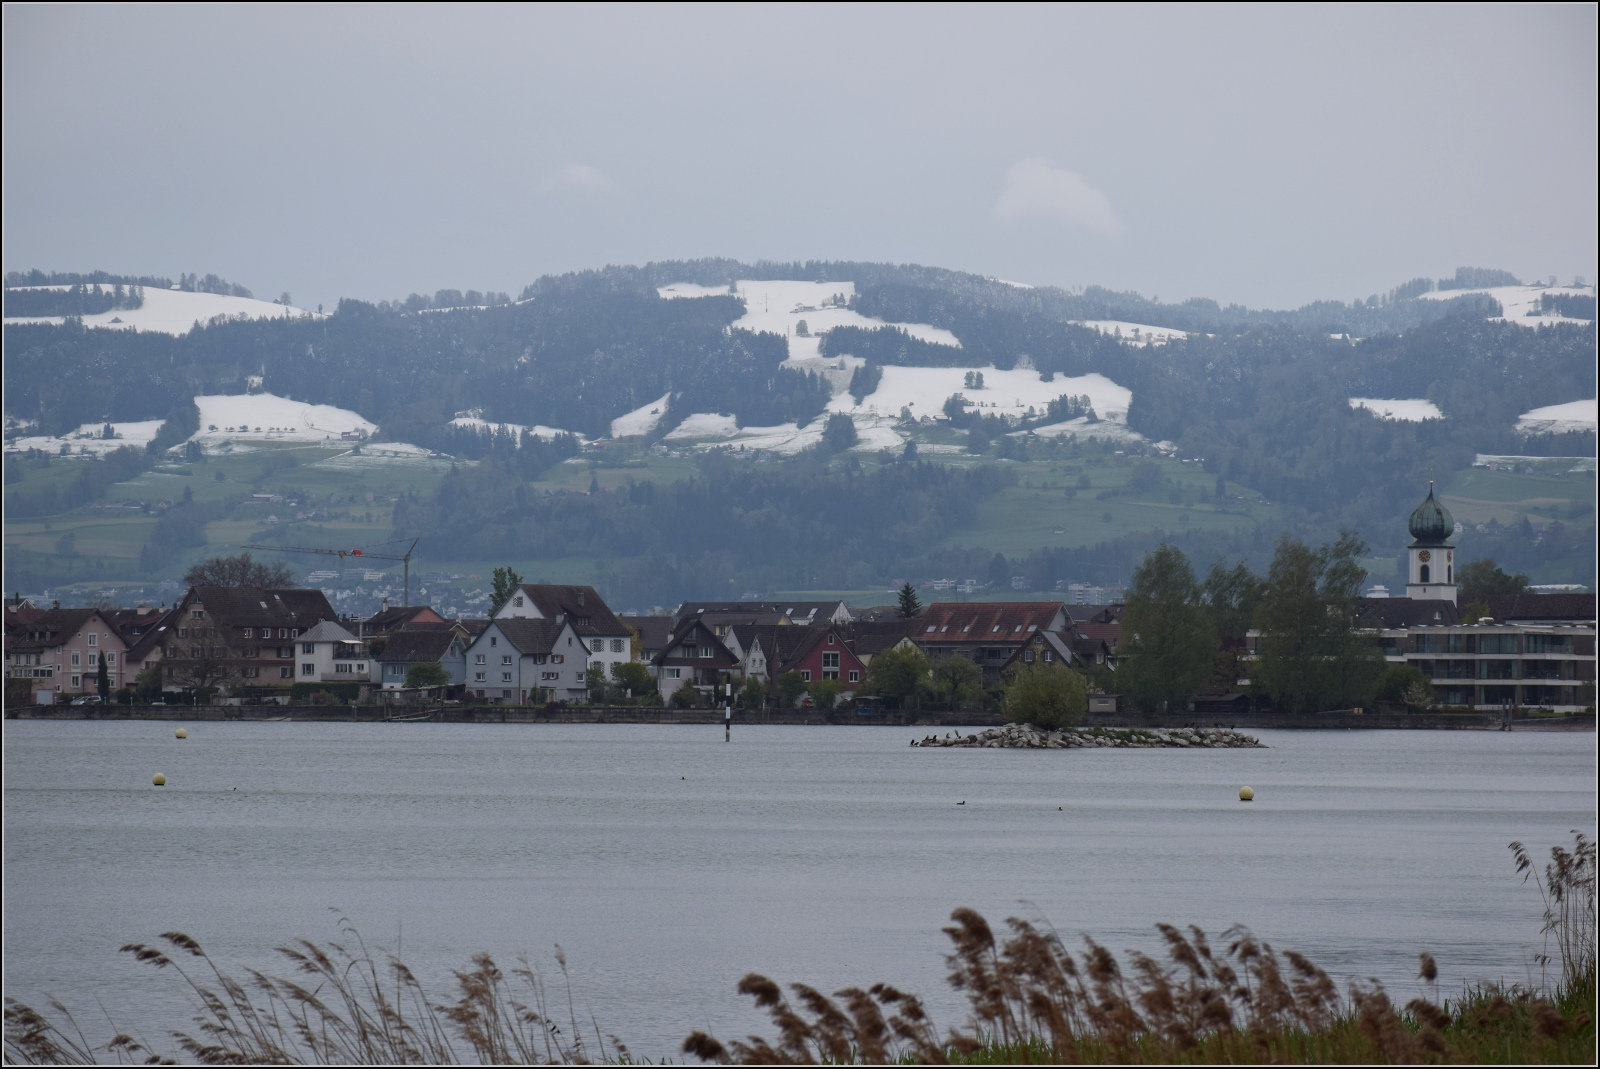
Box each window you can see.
[1043,650,1054,662]
[279,629,288,639]
[302,643,315,655]
[848,670,859,683]
[1527,635,1573,654]
[503,690,513,699]
[1480,660,1516,680]
[801,670,811,682]
[475,671,486,682]
[191,610,205,620]
[1023,650,1035,662]
[822,653,839,669]
[542,671,559,680]
[301,664,314,676]
[177,628,187,638]
[827,634,835,645]
[683,645,698,658]
[552,654,564,664]
[87,652,98,666]
[71,651,80,667]
[1419,564,1430,583]
[502,672,512,682]
[278,646,293,657]
[475,654,486,665]
[664,668,680,679]
[71,675,80,687]
[107,652,116,665]
[87,633,98,647]
[357,663,366,672]
[490,637,498,647]
[241,667,259,679]
[389,664,404,676]
[1480,634,1519,655]
[502,655,512,665]
[591,660,604,674]
[514,596,524,607]
[575,671,585,682]
[279,667,293,679]
[243,628,253,638]
[591,638,605,653]
[611,639,624,652]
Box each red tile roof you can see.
[915,602,1066,643]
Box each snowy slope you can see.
[192,393,376,453]
[1516,399,1598,434]
[838,366,1131,424]
[1416,284,1594,327]
[1071,320,1187,344]
[610,392,673,438]
[448,415,583,442]
[4,284,318,336]
[1349,398,1444,421]
[6,419,166,457]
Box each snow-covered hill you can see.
[4,284,317,335]
[192,393,375,453]
[1416,283,1594,328]
[1349,398,1444,421]
[1516,399,1597,434]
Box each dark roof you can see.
[364,605,443,632]
[456,618,492,636]
[916,602,1067,643]
[1359,598,1461,628]
[675,600,847,625]
[850,605,902,623]
[1000,630,1076,672]
[490,618,565,656]
[849,618,921,657]
[1065,604,1122,624]
[1073,619,1123,650]
[1482,593,1596,624]
[735,623,839,673]
[619,614,673,650]
[380,630,459,663]
[515,584,627,636]
[7,608,104,649]
[186,586,337,628]
[104,607,177,663]
[654,618,739,666]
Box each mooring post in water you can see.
[725,681,732,742]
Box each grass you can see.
[1439,466,1596,528]
[4,834,1593,1065]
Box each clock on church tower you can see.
[1405,482,1457,604]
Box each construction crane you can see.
[241,538,421,605]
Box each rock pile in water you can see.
[912,723,1265,749]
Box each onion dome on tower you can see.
[1407,483,1455,546]
[1404,482,1457,604]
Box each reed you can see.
[4,833,1594,1065]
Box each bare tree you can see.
[183,553,294,588]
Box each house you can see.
[997,629,1078,677]
[377,627,467,690]
[618,614,673,666]
[494,584,632,687]
[461,618,589,703]
[913,602,1072,685]
[295,621,373,683]
[5,608,128,702]
[1066,608,1123,669]
[768,625,866,690]
[674,600,852,629]
[363,602,447,636]
[847,618,922,666]
[104,605,177,688]
[158,586,338,692]
[652,618,741,702]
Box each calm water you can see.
[3,721,1594,1059]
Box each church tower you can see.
[1405,482,1457,604]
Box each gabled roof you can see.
[849,618,922,657]
[736,623,835,673]
[1065,604,1122,625]
[184,586,337,628]
[7,608,109,650]
[1483,593,1596,624]
[654,618,739,665]
[916,602,1067,643]
[851,605,903,623]
[299,620,359,643]
[456,618,492,636]
[1000,629,1076,672]
[511,585,627,636]
[364,604,444,632]
[380,629,459,663]
[619,614,673,651]
[1358,598,1460,629]
[1073,619,1123,651]
[487,618,566,656]
[675,600,849,625]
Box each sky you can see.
[3,4,1596,312]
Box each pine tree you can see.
[96,656,110,701]
[896,581,923,618]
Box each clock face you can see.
[1418,550,1431,562]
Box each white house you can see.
[295,621,371,682]
[493,584,632,688]
[462,617,590,703]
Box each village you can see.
[7,490,1595,715]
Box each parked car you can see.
[70,695,103,705]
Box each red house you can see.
[775,625,867,690]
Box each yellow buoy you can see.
[153,773,167,786]
[175,728,188,739]
[1239,786,1254,802]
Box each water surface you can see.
[4,721,1593,1059]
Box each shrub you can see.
[1001,660,1087,728]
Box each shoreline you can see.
[4,703,1593,731]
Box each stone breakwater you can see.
[912,723,1265,749]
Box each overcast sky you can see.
[4,4,1596,311]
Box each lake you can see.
[3,721,1594,1060]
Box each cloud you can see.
[994,158,1121,235]
[542,163,618,193]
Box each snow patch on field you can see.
[1416,284,1594,327]
[1350,398,1444,422]
[4,284,318,336]
[311,443,454,470]
[192,394,376,453]
[1024,417,1145,442]
[665,412,740,439]
[610,392,673,438]
[1516,399,1598,434]
[449,415,583,441]
[6,419,166,456]
[660,279,962,349]
[1071,320,1187,344]
[837,366,1131,425]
